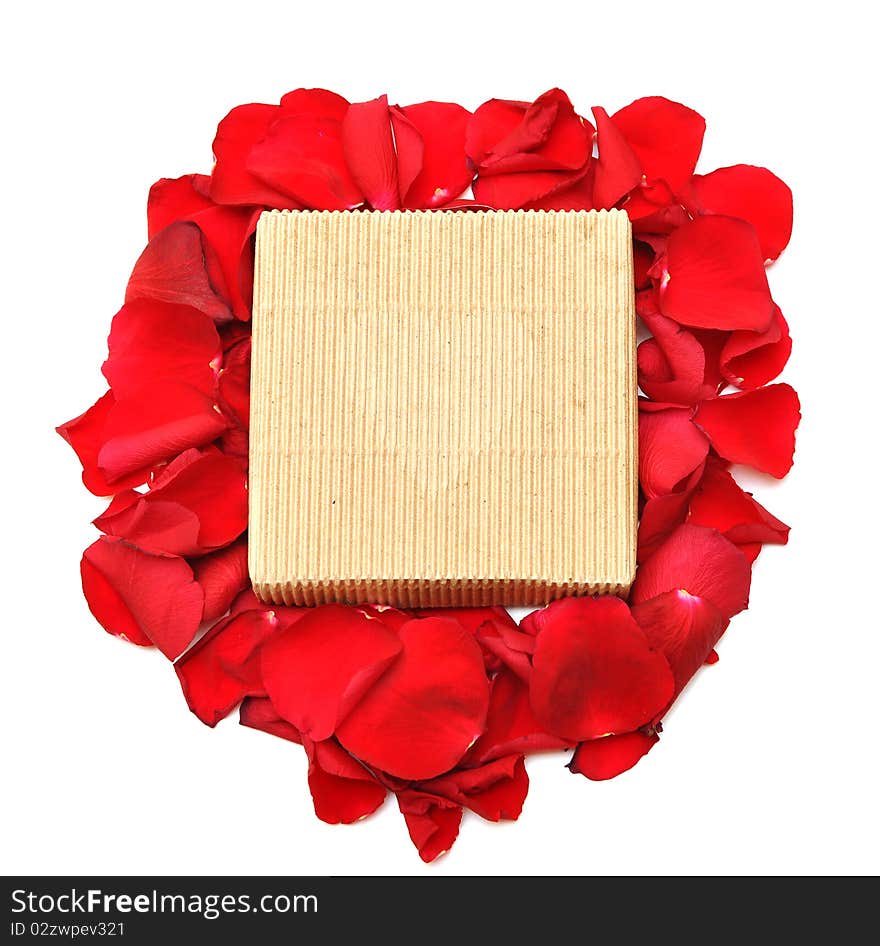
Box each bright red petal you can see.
[474,167,587,209]
[342,95,400,211]
[56,392,151,496]
[694,383,800,478]
[591,105,642,209]
[658,216,774,331]
[191,538,250,623]
[81,537,203,658]
[306,738,387,824]
[569,730,658,781]
[261,605,402,742]
[611,96,705,195]
[147,174,214,239]
[335,617,490,780]
[419,756,528,822]
[529,597,674,742]
[176,608,286,726]
[279,88,350,120]
[247,113,363,210]
[102,300,221,399]
[720,304,792,390]
[209,103,297,208]
[239,695,302,744]
[396,791,462,863]
[632,590,728,695]
[631,523,751,619]
[684,164,793,261]
[639,407,709,499]
[96,381,228,482]
[394,101,473,208]
[688,458,789,546]
[637,463,705,563]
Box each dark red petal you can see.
[97,381,228,481]
[396,790,462,863]
[191,538,250,623]
[209,103,298,208]
[611,96,705,195]
[684,164,793,260]
[217,336,251,429]
[147,175,214,239]
[474,620,535,681]
[591,105,642,209]
[261,605,402,742]
[688,458,790,546]
[393,102,473,208]
[632,590,728,696]
[569,730,658,781]
[342,95,400,211]
[239,695,302,743]
[81,537,203,658]
[307,738,387,824]
[658,216,774,331]
[633,241,655,289]
[468,670,567,764]
[637,463,706,563]
[56,392,151,496]
[335,617,490,780]
[529,597,675,742]
[176,608,286,726]
[639,407,709,499]
[631,523,752,619]
[694,383,801,477]
[102,300,220,399]
[190,206,261,321]
[419,755,528,822]
[125,222,232,323]
[247,113,362,210]
[720,304,792,390]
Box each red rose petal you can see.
[611,96,705,195]
[569,730,658,781]
[239,695,302,744]
[591,105,642,209]
[261,605,403,742]
[81,537,203,658]
[247,112,362,210]
[191,538,250,623]
[176,608,288,726]
[419,755,528,822]
[190,205,261,321]
[102,300,221,400]
[335,617,490,780]
[125,221,232,323]
[657,216,774,332]
[96,381,228,482]
[57,392,152,496]
[209,103,297,208]
[639,407,709,499]
[147,174,214,239]
[720,304,792,390]
[396,791,462,863]
[280,87,350,121]
[414,605,516,634]
[637,463,706,563]
[474,167,588,209]
[694,383,801,477]
[529,597,675,742]
[631,523,751,619]
[474,620,535,681]
[306,738,387,825]
[632,590,729,696]
[688,458,789,546]
[393,101,473,208]
[683,164,793,261]
[216,336,251,429]
[469,670,567,764]
[523,166,595,210]
[342,95,400,211]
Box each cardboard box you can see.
[249,209,636,607]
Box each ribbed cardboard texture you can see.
[249,209,636,607]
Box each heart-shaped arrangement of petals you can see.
[58,88,800,862]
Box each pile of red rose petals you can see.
[57,88,800,862]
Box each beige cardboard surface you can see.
[249,209,636,607]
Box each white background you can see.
[2,0,877,876]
